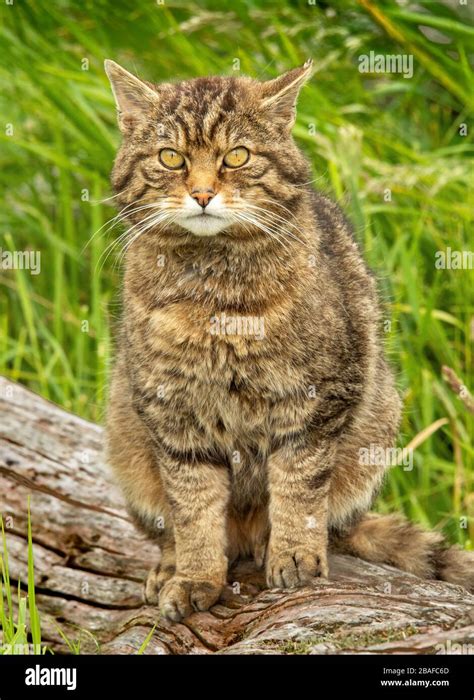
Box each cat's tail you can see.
[331,513,474,593]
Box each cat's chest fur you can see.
[122,237,354,466]
[124,290,319,453]
[148,300,310,413]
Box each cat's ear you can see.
[260,59,313,130]
[104,60,158,132]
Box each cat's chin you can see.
[176,215,231,237]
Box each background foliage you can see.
[0,0,472,545]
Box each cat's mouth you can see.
[187,212,222,219]
[177,211,231,237]
[175,193,233,236]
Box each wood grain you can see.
[1,376,473,655]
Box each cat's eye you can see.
[159,148,185,170]
[223,147,250,168]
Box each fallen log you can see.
[1,376,473,655]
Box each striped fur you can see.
[104,61,472,621]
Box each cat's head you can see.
[105,60,312,239]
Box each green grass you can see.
[0,499,46,655]
[137,624,157,655]
[0,500,149,655]
[0,0,472,545]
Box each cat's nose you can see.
[191,189,215,209]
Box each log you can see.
[1,376,473,655]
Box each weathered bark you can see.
[1,376,473,655]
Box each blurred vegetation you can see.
[0,0,472,545]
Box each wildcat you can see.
[104,59,473,621]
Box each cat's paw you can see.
[158,576,223,622]
[266,547,328,588]
[144,562,176,605]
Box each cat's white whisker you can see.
[89,189,128,205]
[233,207,303,247]
[84,201,164,254]
[243,203,307,245]
[292,175,327,188]
[117,212,182,268]
[231,211,292,251]
[96,207,171,273]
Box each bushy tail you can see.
[332,513,474,593]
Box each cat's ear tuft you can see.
[260,59,313,130]
[104,60,158,132]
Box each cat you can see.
[104,59,473,621]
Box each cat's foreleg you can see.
[266,440,333,588]
[157,454,230,621]
[144,536,176,605]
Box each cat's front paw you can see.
[144,562,176,605]
[159,575,224,622]
[266,547,328,589]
